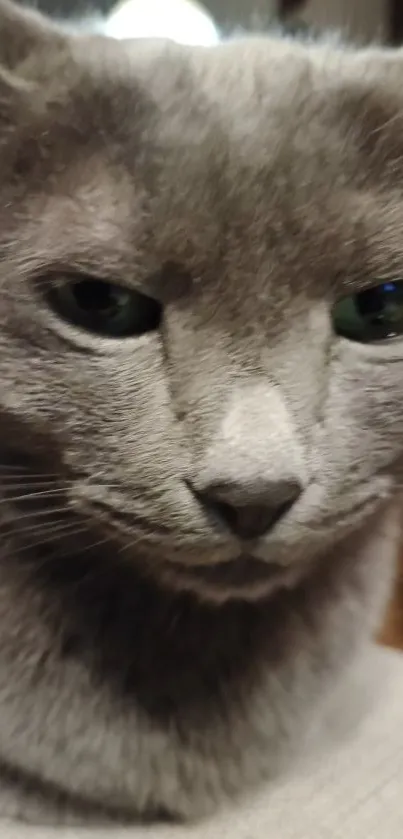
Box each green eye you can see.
[332,281,403,343]
[46,277,162,338]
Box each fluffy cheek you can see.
[0,333,221,556]
[322,345,403,493]
[255,346,403,568]
[275,346,403,561]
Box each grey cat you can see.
[0,0,401,826]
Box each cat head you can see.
[0,0,402,603]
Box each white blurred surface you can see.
[103,0,219,45]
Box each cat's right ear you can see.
[0,0,64,73]
[0,1,66,129]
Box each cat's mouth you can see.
[159,553,306,603]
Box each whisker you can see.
[2,505,71,523]
[0,476,62,486]
[0,488,67,503]
[13,525,92,556]
[48,536,119,589]
[1,518,76,539]
[0,464,119,480]
[118,532,145,556]
[23,532,115,577]
[72,534,113,556]
[0,474,63,484]
[0,466,61,477]
[0,477,120,490]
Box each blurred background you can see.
[16,0,403,648]
[17,0,403,43]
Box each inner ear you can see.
[0,0,64,74]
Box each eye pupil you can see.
[47,277,162,339]
[332,280,403,344]
[356,287,385,318]
[72,280,122,313]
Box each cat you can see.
[0,0,401,826]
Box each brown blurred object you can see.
[280,0,304,12]
[280,0,388,43]
[380,549,403,650]
[390,0,403,44]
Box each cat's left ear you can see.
[333,47,403,173]
[0,0,65,75]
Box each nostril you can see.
[213,499,240,533]
[268,496,296,527]
[194,480,302,541]
[214,498,295,541]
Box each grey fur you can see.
[0,0,400,826]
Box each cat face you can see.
[0,2,402,604]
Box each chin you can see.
[155,554,313,604]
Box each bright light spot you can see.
[104,0,219,46]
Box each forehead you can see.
[61,47,343,220]
[7,36,403,297]
[42,36,347,191]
